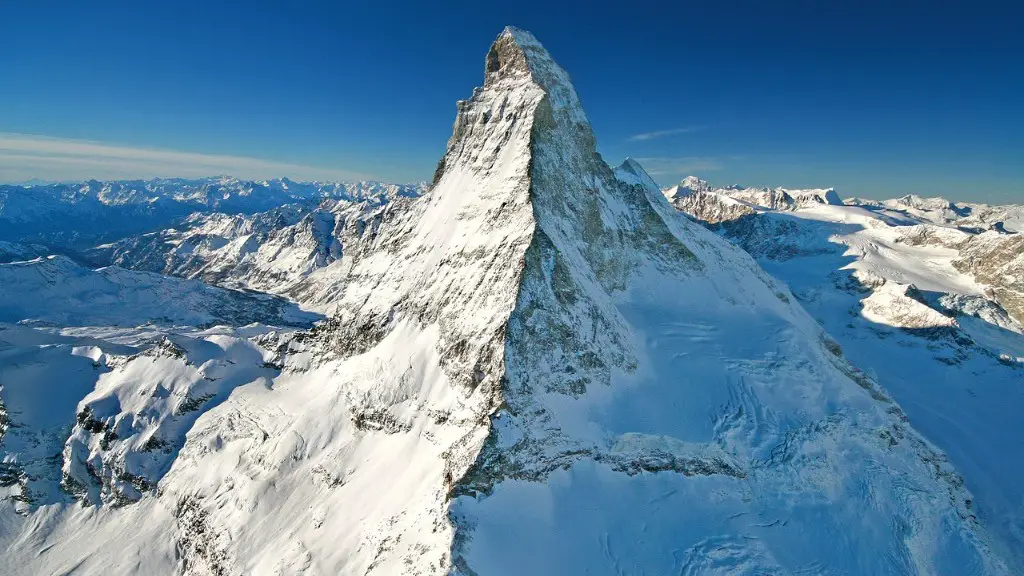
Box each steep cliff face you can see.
[0,27,1013,576]
[142,25,552,575]
[0,26,546,576]
[446,29,1007,576]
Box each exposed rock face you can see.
[954,232,1024,326]
[666,177,842,222]
[445,28,1007,576]
[664,180,756,225]
[0,27,1014,576]
[662,178,849,260]
[937,292,1023,334]
[895,223,974,248]
[860,282,962,336]
[731,185,843,210]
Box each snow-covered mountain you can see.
[0,177,423,248]
[849,193,1024,234]
[0,255,319,515]
[0,240,51,263]
[666,176,1024,328]
[0,28,1017,575]
[0,255,318,328]
[666,175,1024,569]
[84,191,417,300]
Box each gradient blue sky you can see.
[1,1,1021,202]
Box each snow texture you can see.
[666,173,1024,571]
[0,26,1018,576]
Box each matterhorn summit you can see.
[0,27,1012,575]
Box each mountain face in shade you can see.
[0,27,1014,575]
[665,174,1024,571]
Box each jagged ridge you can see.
[0,27,1014,576]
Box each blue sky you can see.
[1,1,1021,202]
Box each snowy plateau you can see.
[1,27,1022,575]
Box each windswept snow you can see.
[0,26,1018,576]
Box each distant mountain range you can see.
[0,177,424,248]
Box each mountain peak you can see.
[433,27,589,185]
[484,27,588,123]
[614,158,661,191]
[679,175,711,192]
[484,27,535,87]
[3,26,1010,576]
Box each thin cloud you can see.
[0,133,372,183]
[627,126,702,142]
[633,156,723,176]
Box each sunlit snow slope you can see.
[0,28,1014,576]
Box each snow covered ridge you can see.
[0,27,1016,575]
[668,176,1023,234]
[663,175,1024,328]
[663,175,843,221]
[0,177,425,248]
[83,197,404,299]
[878,194,1024,234]
[663,174,1024,569]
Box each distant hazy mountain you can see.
[0,176,423,248]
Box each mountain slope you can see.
[0,28,1013,575]
[85,193,414,301]
[446,29,1005,575]
[0,255,317,327]
[664,175,1024,570]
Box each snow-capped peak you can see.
[613,157,660,190]
[0,26,1014,576]
[680,174,710,191]
[485,26,588,123]
[891,194,955,211]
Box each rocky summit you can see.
[0,27,1017,575]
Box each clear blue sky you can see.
[1,0,1021,202]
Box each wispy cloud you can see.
[627,126,702,142]
[0,133,372,183]
[633,156,723,176]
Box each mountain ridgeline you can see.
[0,27,1018,575]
